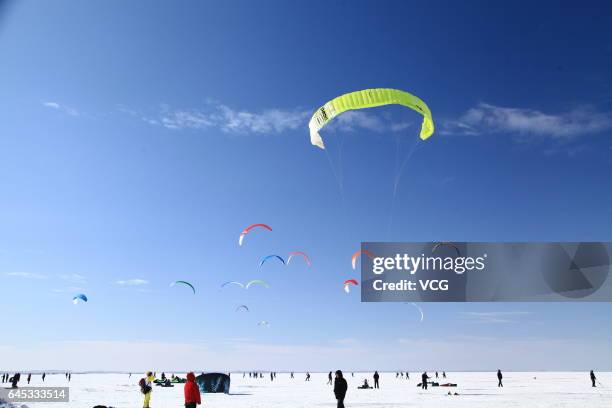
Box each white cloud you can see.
[151,103,309,134]
[58,273,86,283]
[42,101,79,116]
[128,102,411,136]
[51,286,85,294]
[459,311,532,324]
[116,278,149,286]
[4,272,47,279]
[443,103,612,139]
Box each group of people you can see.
[0,372,71,388]
[139,371,201,408]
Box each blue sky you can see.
[1,0,612,372]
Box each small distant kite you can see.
[343,279,359,293]
[432,242,461,257]
[246,279,269,289]
[257,320,270,327]
[238,223,272,246]
[351,249,375,270]
[170,280,196,294]
[259,255,286,267]
[287,251,311,267]
[235,305,249,312]
[72,293,88,304]
[409,302,424,323]
[221,281,244,289]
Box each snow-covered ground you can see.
[7,371,612,408]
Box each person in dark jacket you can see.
[421,372,429,390]
[11,373,21,389]
[334,370,347,408]
[327,371,333,385]
[590,370,596,387]
[184,372,201,408]
[497,369,503,387]
[373,371,380,389]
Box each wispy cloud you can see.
[459,311,532,324]
[332,338,359,346]
[4,272,47,280]
[58,273,86,283]
[116,278,149,286]
[443,103,612,139]
[124,101,412,136]
[134,102,310,134]
[51,286,85,294]
[42,101,79,116]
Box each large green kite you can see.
[308,88,434,149]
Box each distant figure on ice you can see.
[27,373,31,384]
[270,372,273,382]
[334,370,347,408]
[590,370,596,387]
[373,371,380,389]
[443,371,446,379]
[306,372,311,381]
[290,372,294,378]
[406,371,409,379]
[497,369,503,387]
[184,372,201,408]
[68,373,71,382]
[435,371,439,379]
[328,371,333,385]
[421,372,429,390]
[42,372,46,382]
[11,373,20,389]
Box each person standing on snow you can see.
[373,371,380,389]
[184,372,201,408]
[497,369,503,387]
[140,371,155,408]
[334,370,347,408]
[421,372,429,390]
[590,370,596,387]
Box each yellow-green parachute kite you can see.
[308,88,434,149]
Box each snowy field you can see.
[5,371,612,408]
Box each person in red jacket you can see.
[184,372,201,408]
